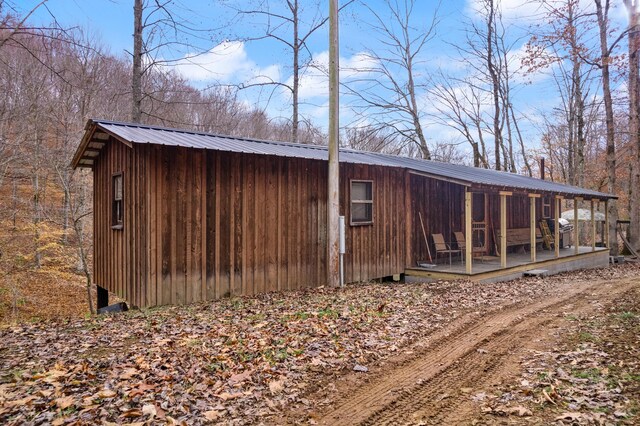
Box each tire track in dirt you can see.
[319,278,639,425]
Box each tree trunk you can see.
[625,0,640,249]
[62,168,70,245]
[510,105,532,176]
[575,79,586,187]
[132,0,143,123]
[408,68,430,159]
[595,0,619,254]
[486,0,501,170]
[33,128,42,269]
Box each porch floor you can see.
[406,246,610,282]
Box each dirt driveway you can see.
[313,273,640,425]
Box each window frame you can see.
[112,172,124,230]
[350,179,374,226]
[542,195,551,219]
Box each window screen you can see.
[112,173,123,228]
[351,180,373,224]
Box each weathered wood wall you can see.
[407,174,554,264]
[94,141,407,307]
[409,174,465,266]
[93,137,148,305]
[340,164,407,284]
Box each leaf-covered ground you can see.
[471,267,640,425]
[1,264,639,425]
[0,270,97,323]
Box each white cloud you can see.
[466,0,545,22]
[505,43,552,85]
[465,0,599,23]
[172,41,280,84]
[284,50,379,100]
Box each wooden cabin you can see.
[72,120,615,308]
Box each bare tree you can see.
[227,0,349,143]
[624,0,640,249]
[429,75,489,167]
[439,0,525,171]
[484,0,502,170]
[346,0,439,159]
[0,0,49,49]
[130,0,221,124]
[594,0,622,253]
[524,0,599,186]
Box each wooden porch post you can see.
[555,195,562,258]
[465,190,472,274]
[574,197,582,255]
[604,199,610,249]
[499,191,510,269]
[591,199,596,252]
[529,194,539,263]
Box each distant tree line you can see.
[1,0,639,308]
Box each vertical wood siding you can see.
[93,145,407,307]
[94,140,557,308]
[409,174,465,266]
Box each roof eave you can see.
[70,120,98,169]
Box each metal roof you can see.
[72,119,615,199]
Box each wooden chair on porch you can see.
[432,233,462,265]
[453,231,485,262]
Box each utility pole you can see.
[132,0,143,123]
[327,0,340,287]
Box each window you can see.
[112,173,123,228]
[542,196,551,219]
[350,180,373,225]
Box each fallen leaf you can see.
[54,396,75,409]
[97,389,117,398]
[228,370,252,385]
[203,410,220,421]
[555,412,583,421]
[119,367,140,380]
[6,395,37,407]
[506,406,532,417]
[121,408,143,418]
[269,378,285,394]
[542,388,556,405]
[216,391,243,400]
[142,404,157,418]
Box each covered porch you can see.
[406,246,610,283]
[404,171,613,283]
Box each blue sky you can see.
[16,0,632,162]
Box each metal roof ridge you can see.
[91,118,330,152]
[86,119,614,199]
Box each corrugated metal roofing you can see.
[75,119,614,199]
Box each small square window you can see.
[112,173,123,228]
[543,196,551,219]
[351,180,373,225]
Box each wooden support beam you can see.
[574,197,582,255]
[500,192,508,269]
[529,194,537,263]
[555,196,562,258]
[591,199,596,252]
[465,190,472,274]
[604,199,610,249]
